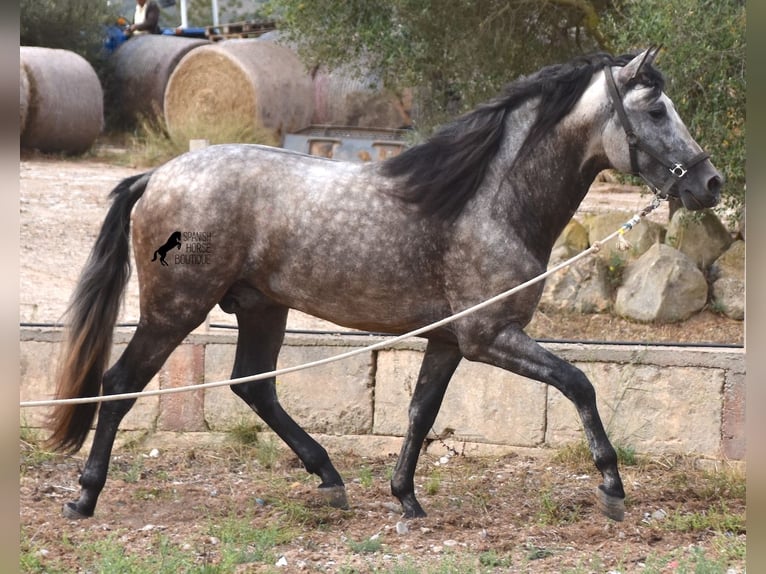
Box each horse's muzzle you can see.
[678,162,723,210]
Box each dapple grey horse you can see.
[48,48,721,522]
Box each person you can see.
[128,0,161,36]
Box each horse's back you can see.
[129,144,452,332]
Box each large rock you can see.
[710,240,745,320]
[586,211,664,264]
[665,208,732,269]
[540,256,612,313]
[614,243,708,322]
[551,218,590,261]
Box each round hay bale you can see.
[20,47,103,154]
[111,35,210,125]
[312,64,412,128]
[20,62,29,133]
[163,39,313,140]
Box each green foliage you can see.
[601,0,746,213]
[20,0,118,64]
[268,0,610,131]
[268,0,744,213]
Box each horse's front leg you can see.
[458,324,625,521]
[391,339,462,518]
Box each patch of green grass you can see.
[638,544,741,574]
[553,440,640,469]
[525,543,555,561]
[478,549,512,568]
[229,420,262,446]
[425,468,442,495]
[358,465,374,488]
[535,487,582,525]
[347,535,383,554]
[112,455,145,484]
[20,528,69,573]
[208,517,294,568]
[616,443,638,466]
[19,426,57,468]
[73,533,192,574]
[662,502,745,535]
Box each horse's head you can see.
[602,47,722,210]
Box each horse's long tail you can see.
[46,172,152,453]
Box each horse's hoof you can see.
[596,486,625,522]
[319,485,349,510]
[62,502,91,520]
[402,506,427,519]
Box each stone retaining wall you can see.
[20,327,745,461]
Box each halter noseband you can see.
[604,67,709,199]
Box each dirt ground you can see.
[20,438,746,573]
[19,153,745,572]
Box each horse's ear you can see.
[616,45,661,86]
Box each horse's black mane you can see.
[381,51,665,221]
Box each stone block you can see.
[203,343,373,435]
[374,349,547,446]
[19,340,159,431]
[546,362,724,457]
[19,341,58,427]
[722,372,745,460]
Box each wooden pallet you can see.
[205,19,277,41]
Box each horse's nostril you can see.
[707,174,723,195]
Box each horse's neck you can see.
[489,97,607,255]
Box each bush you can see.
[20,0,118,64]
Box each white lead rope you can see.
[20,197,661,409]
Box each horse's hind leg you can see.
[391,339,463,518]
[229,305,348,508]
[64,320,202,518]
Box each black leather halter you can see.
[604,68,710,199]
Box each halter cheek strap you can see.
[604,68,709,198]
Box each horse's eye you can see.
[649,104,667,120]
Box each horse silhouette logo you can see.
[151,231,182,266]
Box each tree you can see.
[268,0,614,131]
[269,0,744,212]
[20,0,118,64]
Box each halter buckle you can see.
[670,163,687,178]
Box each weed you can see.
[112,456,144,484]
[123,114,279,168]
[19,426,57,468]
[535,486,582,525]
[552,440,592,470]
[229,420,262,446]
[698,466,746,502]
[525,543,555,560]
[425,468,442,495]
[616,443,638,466]
[254,435,281,469]
[208,517,293,567]
[606,252,627,289]
[478,549,512,568]
[347,535,383,554]
[663,502,745,535]
[358,465,374,488]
